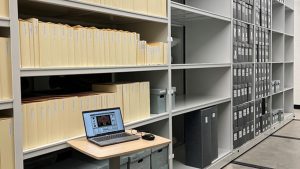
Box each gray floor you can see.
[224,109,300,169]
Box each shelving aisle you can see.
[0,0,294,169]
[224,119,300,169]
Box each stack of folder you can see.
[81,0,167,18]
[22,81,150,150]
[0,37,13,101]
[22,92,113,150]
[0,117,15,169]
[92,82,150,123]
[0,0,9,18]
[19,18,169,68]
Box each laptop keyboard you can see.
[93,133,131,142]
[91,132,140,146]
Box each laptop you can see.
[82,107,140,146]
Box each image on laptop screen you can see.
[83,108,124,138]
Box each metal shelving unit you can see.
[267,2,295,150]
[1,0,294,169]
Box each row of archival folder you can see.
[82,0,167,18]
[19,18,168,68]
[0,117,14,169]
[0,0,167,19]
[0,38,13,101]
[22,82,150,150]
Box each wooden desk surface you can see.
[67,135,171,160]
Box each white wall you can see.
[295,0,300,104]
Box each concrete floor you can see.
[223,109,300,169]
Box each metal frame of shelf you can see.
[20,65,169,77]
[285,87,294,91]
[172,97,231,117]
[171,63,231,70]
[0,100,13,110]
[0,17,10,27]
[3,0,294,169]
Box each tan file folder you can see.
[58,24,64,67]
[161,0,167,17]
[133,0,148,15]
[38,22,46,67]
[115,31,122,66]
[87,28,94,67]
[92,83,124,114]
[146,44,153,65]
[36,101,48,145]
[106,93,115,108]
[128,83,135,122]
[0,0,9,17]
[109,30,116,66]
[141,82,151,118]
[98,29,105,66]
[28,21,35,67]
[122,83,130,123]
[61,25,69,67]
[0,118,14,169]
[22,104,28,149]
[73,26,82,67]
[132,82,140,121]
[122,0,133,11]
[81,27,88,67]
[73,96,84,136]
[148,42,164,65]
[0,38,12,99]
[101,93,108,109]
[19,20,31,68]
[137,41,146,65]
[103,29,110,65]
[121,31,129,65]
[27,102,38,149]
[67,26,75,66]
[48,99,57,142]
[93,28,100,66]
[27,18,40,68]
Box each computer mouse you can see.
[142,134,155,141]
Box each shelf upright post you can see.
[282,3,286,110]
[270,0,273,125]
[167,0,174,168]
[9,0,23,168]
[230,0,234,152]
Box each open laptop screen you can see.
[83,108,125,138]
